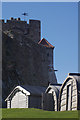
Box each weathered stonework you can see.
[1,18,41,43]
[2,18,57,107]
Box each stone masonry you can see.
[1,17,57,107]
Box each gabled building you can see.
[45,84,61,111]
[5,85,46,109]
[41,84,61,111]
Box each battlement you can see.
[0,18,27,24]
[0,17,40,25]
[1,17,41,43]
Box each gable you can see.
[38,38,54,48]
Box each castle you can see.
[2,18,80,111]
[1,17,57,107]
[1,17,41,43]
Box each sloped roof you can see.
[68,73,80,82]
[59,73,80,95]
[38,38,54,48]
[45,84,61,97]
[5,85,47,101]
[21,85,47,95]
[68,73,80,91]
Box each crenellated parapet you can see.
[1,17,41,43]
[0,17,27,23]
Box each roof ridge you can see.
[38,38,54,48]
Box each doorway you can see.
[66,84,71,111]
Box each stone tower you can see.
[2,18,57,107]
[1,17,57,86]
[1,17,41,43]
[38,38,57,84]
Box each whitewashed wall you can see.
[60,78,77,111]
[48,89,57,111]
[11,91,28,108]
[7,100,11,108]
[7,91,42,109]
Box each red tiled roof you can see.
[38,38,54,48]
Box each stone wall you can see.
[2,18,57,107]
[1,18,41,43]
